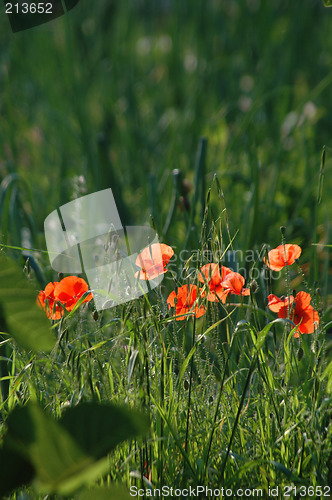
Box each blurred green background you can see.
[0,0,331,297]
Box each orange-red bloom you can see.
[221,271,250,296]
[135,243,174,280]
[267,291,319,337]
[37,282,63,320]
[198,263,233,302]
[37,276,93,319]
[199,264,250,301]
[167,284,206,321]
[54,276,93,311]
[264,244,302,272]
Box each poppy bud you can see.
[178,195,190,212]
[93,310,99,321]
[149,214,157,231]
[178,196,184,212]
[250,280,258,293]
[182,179,193,195]
[58,272,64,281]
[280,226,286,236]
[297,347,304,361]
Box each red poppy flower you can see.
[135,243,174,280]
[167,284,206,321]
[37,282,63,320]
[54,276,93,311]
[198,263,233,302]
[267,293,293,313]
[221,271,250,296]
[267,291,319,337]
[264,244,302,272]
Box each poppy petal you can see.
[167,284,206,321]
[199,263,221,286]
[286,244,302,262]
[166,290,177,308]
[294,290,311,311]
[267,294,285,313]
[135,243,174,279]
[268,290,319,337]
[264,249,285,271]
[267,294,294,313]
[220,265,234,280]
[205,285,230,303]
[221,272,247,295]
[54,276,93,311]
[37,282,63,320]
[264,244,302,271]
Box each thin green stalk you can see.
[218,360,256,482]
[201,324,238,482]
[159,352,165,486]
[163,169,182,237]
[184,137,207,249]
[310,146,326,284]
[184,316,196,455]
[281,226,291,306]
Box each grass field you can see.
[0,1,332,499]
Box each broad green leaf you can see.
[0,255,55,352]
[4,402,148,495]
[321,360,332,393]
[0,445,35,498]
[270,460,296,479]
[5,402,90,494]
[250,318,293,357]
[59,402,149,459]
[77,485,132,500]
